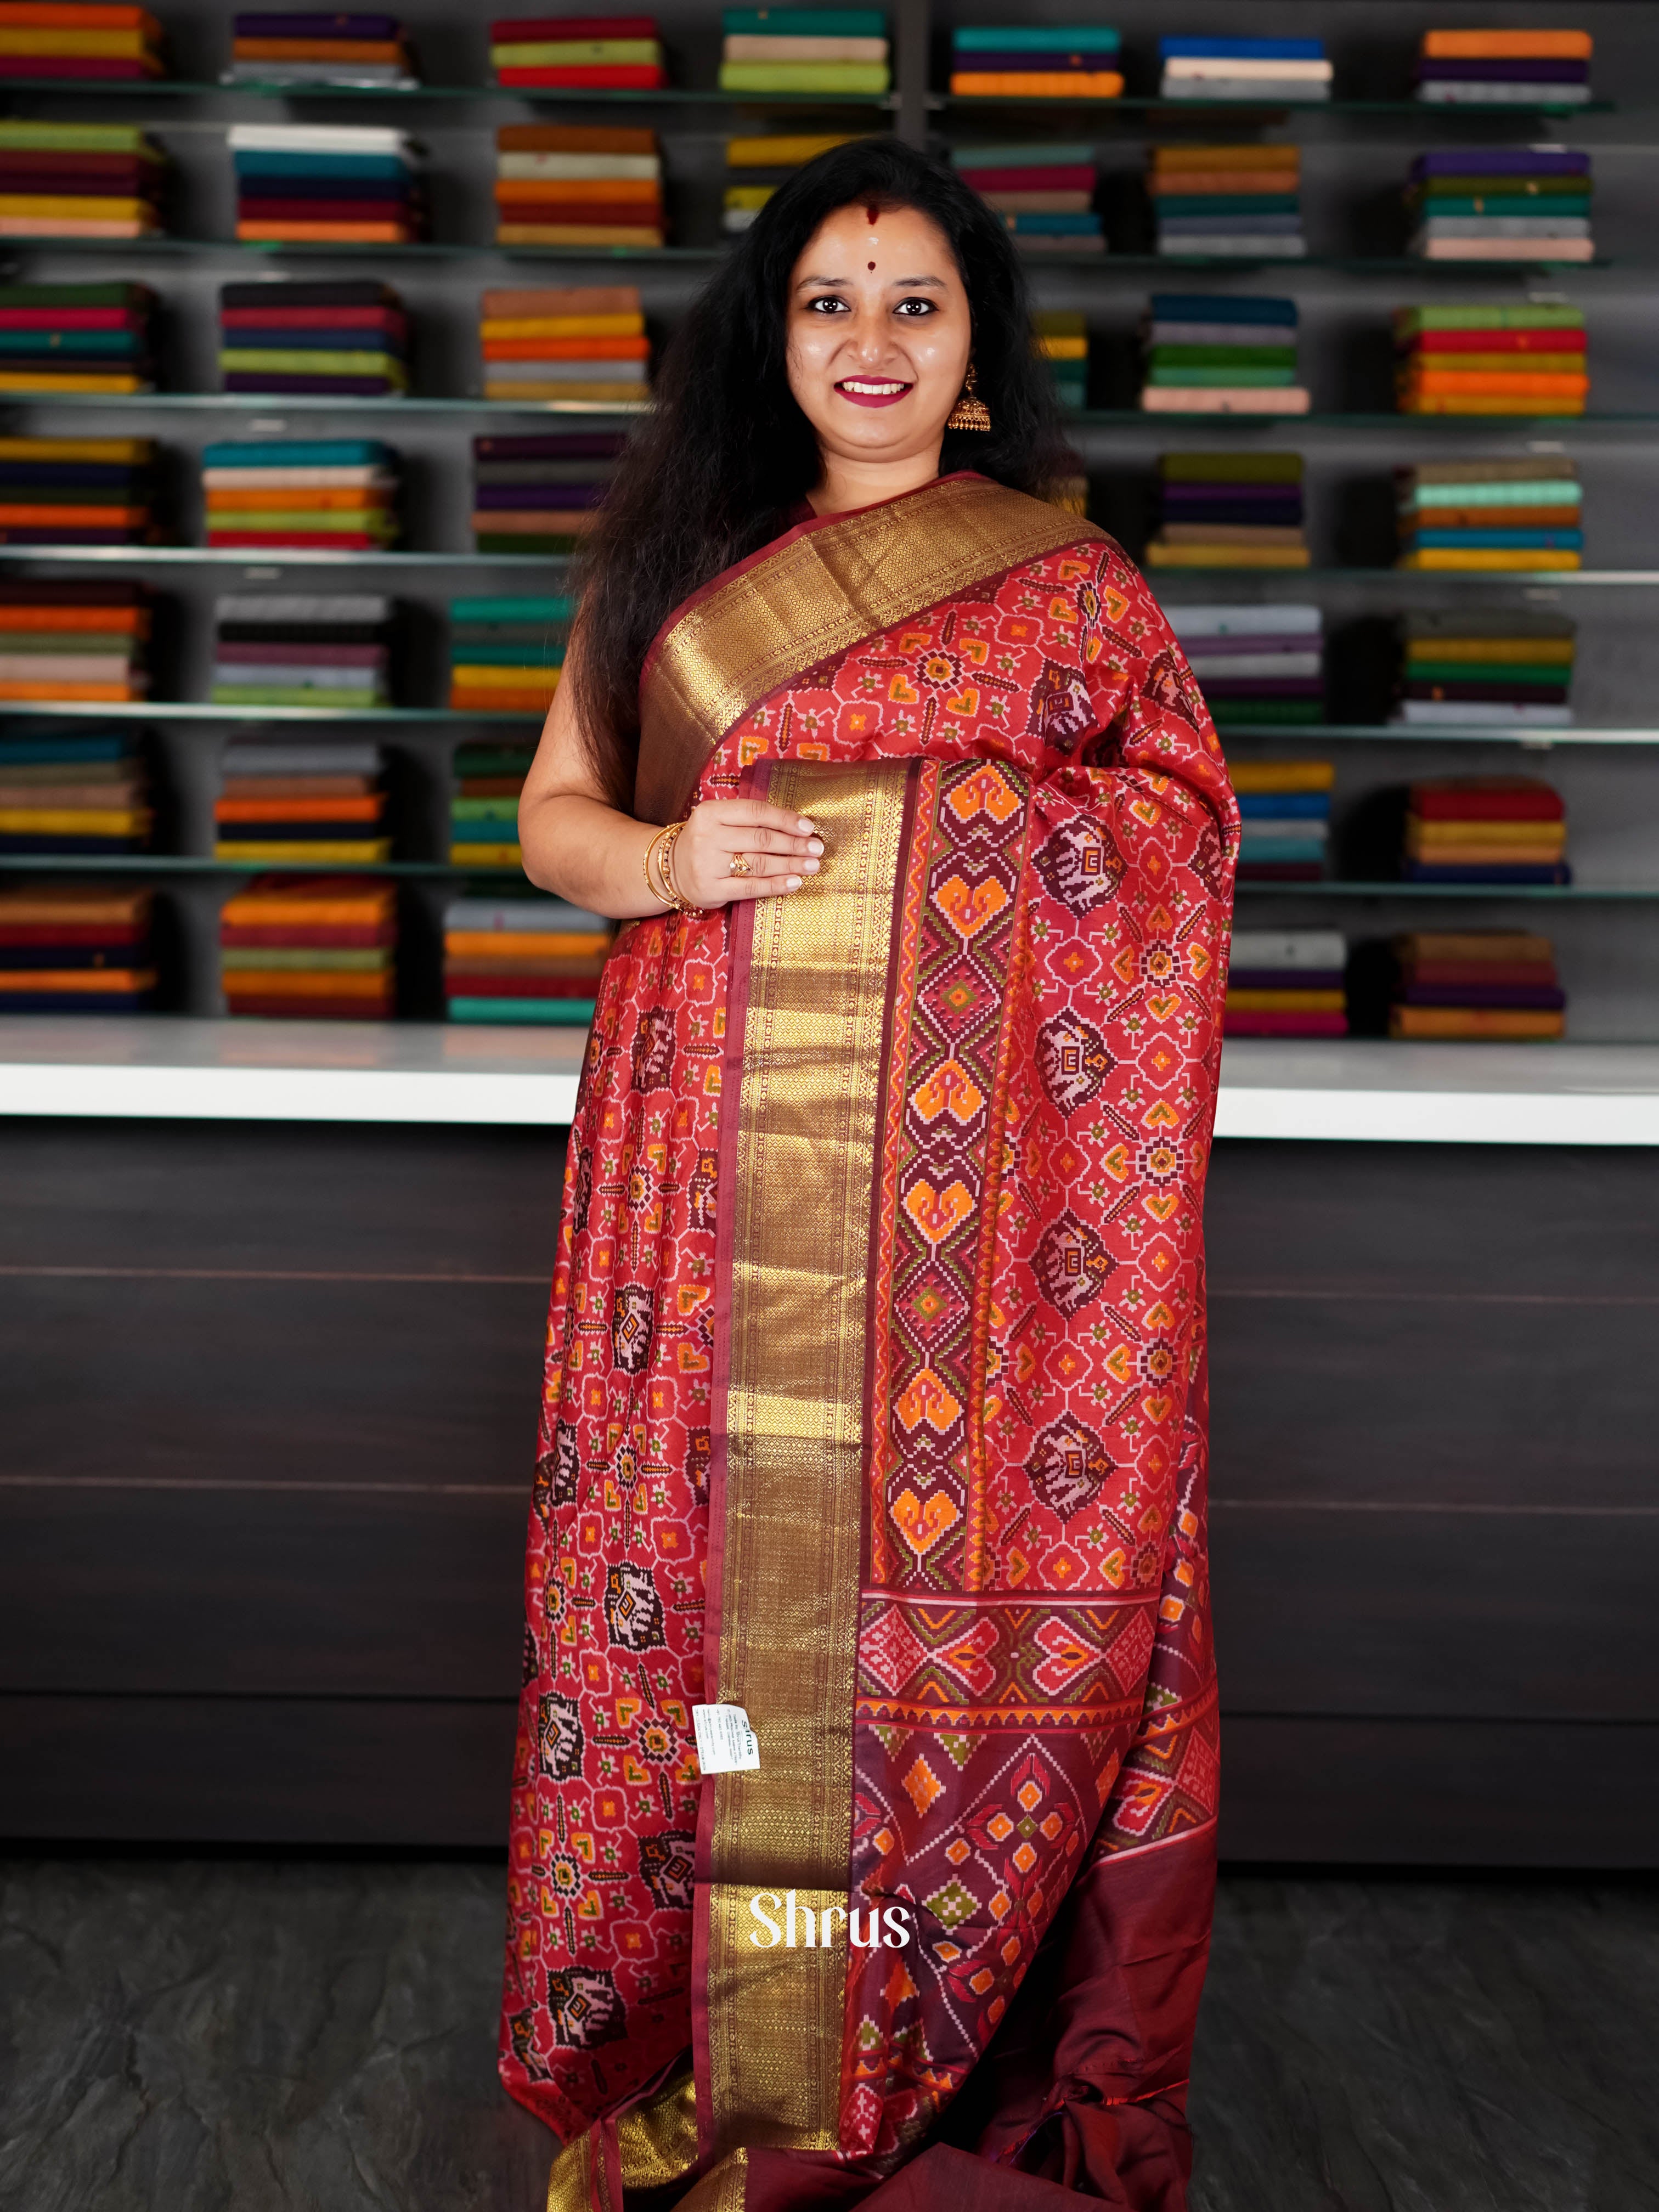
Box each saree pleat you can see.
[501,473,1239,2212]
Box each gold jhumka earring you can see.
[946,362,992,433]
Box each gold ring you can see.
[729,853,754,877]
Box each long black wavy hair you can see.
[572,136,1073,804]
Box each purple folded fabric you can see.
[1194,676,1323,698]
[234,13,403,35]
[473,484,608,509]
[1410,148,1590,176]
[1163,484,1303,509]
[1188,633,1319,656]
[1415,58,1588,84]
[475,432,626,461]
[223,373,402,394]
[217,640,386,664]
[1229,968,1345,991]
[1397,983,1566,1009]
[1401,861,1571,884]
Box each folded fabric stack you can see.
[0,883,155,1013]
[1402,775,1567,885]
[220,874,396,1020]
[1158,36,1331,104]
[202,438,400,551]
[0,578,149,699]
[724,132,857,234]
[1407,147,1592,263]
[947,24,1121,100]
[215,738,388,863]
[1141,294,1308,414]
[494,126,662,248]
[0,281,155,395]
[0,2,166,81]
[472,430,624,553]
[1034,312,1087,410]
[231,123,425,244]
[1145,451,1307,568]
[1414,28,1592,108]
[212,594,394,708]
[952,143,1101,253]
[490,12,664,89]
[444,894,612,1025]
[1225,928,1347,1036]
[1388,930,1565,1040]
[1228,757,1333,881]
[0,121,166,236]
[449,594,570,714]
[1393,610,1576,728]
[449,740,532,869]
[0,435,156,545]
[225,10,420,88]
[719,9,889,98]
[1149,142,1304,258]
[1395,457,1582,571]
[1170,603,1324,727]
[480,284,647,402]
[1393,304,1588,417]
[219,279,409,397]
[0,722,149,851]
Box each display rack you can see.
[2,0,1658,1078]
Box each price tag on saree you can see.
[692,1703,760,1774]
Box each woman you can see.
[499,138,1238,2212]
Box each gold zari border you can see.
[636,475,1102,821]
[707,758,911,2156]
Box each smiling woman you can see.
[499,138,1239,2212]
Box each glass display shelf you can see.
[0,701,538,722]
[0,236,1621,275]
[1236,880,1658,900]
[0,393,646,416]
[1153,568,1659,585]
[940,95,1617,117]
[0,853,520,876]
[0,79,898,107]
[0,545,568,567]
[1217,724,1659,746]
[0,235,724,263]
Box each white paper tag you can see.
[692,1703,760,1774]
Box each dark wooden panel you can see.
[1210,1508,1659,1722]
[1219,1717,1659,1869]
[0,1490,527,1697]
[0,1692,517,1846]
[1207,1289,1656,1509]
[0,1118,566,1273]
[1207,1139,1659,1299]
[0,1277,548,1488]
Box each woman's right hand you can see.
[665,798,825,909]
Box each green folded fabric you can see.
[1160,450,1304,482]
[210,685,383,707]
[718,60,889,90]
[448,997,595,1023]
[450,641,565,665]
[221,946,391,970]
[1147,366,1297,387]
[1148,345,1298,370]
[219,349,407,377]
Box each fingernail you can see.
[797,817,815,832]
[803,858,820,873]
[807,839,825,855]
[786,874,803,889]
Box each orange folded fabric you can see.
[1421,30,1592,60]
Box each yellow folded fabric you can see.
[1230,760,1335,794]
[1399,549,1582,569]
[950,69,1123,97]
[1391,1006,1565,1040]
[1227,988,1345,1012]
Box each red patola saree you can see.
[500,471,1239,2212]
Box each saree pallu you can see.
[500,472,1240,2212]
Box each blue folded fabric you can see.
[202,439,394,466]
[1150,294,1298,325]
[1237,793,1330,819]
[1408,529,1583,551]
[1159,36,1325,60]
[954,24,1119,49]
[1006,212,1103,235]
[0,329,140,355]
[232,150,413,178]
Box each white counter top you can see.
[2,1019,1658,1144]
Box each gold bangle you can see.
[650,827,676,902]
[658,820,697,913]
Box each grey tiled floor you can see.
[1,1858,1654,2211]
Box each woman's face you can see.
[785,200,972,477]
